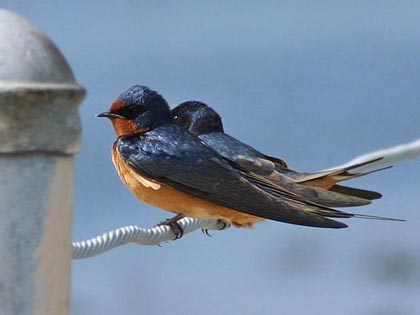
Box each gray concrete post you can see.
[0,10,85,315]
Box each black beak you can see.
[96,112,126,119]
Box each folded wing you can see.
[116,132,350,228]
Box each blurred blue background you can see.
[4,2,420,314]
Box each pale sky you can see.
[4,2,420,314]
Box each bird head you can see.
[172,101,224,136]
[98,85,172,136]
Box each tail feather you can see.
[309,208,404,222]
[256,156,403,222]
[351,214,404,221]
[338,157,384,172]
[281,158,391,190]
[329,184,382,200]
[261,171,374,207]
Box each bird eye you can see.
[114,105,144,118]
[129,106,144,117]
[118,107,131,117]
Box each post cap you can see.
[0,10,86,154]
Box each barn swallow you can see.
[171,101,399,213]
[97,85,401,238]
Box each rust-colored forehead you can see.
[109,99,126,112]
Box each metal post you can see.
[0,10,85,315]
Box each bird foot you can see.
[201,229,213,237]
[201,220,230,236]
[156,214,185,240]
[217,221,231,230]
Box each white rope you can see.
[72,218,227,259]
[328,138,420,172]
[72,137,420,259]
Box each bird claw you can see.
[201,220,230,237]
[156,214,185,240]
[201,229,212,237]
[217,221,231,230]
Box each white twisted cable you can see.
[72,218,226,259]
[329,138,420,172]
[72,137,420,259]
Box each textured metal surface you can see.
[0,155,74,315]
[0,9,85,154]
[0,90,84,154]
[0,10,84,315]
[0,9,76,87]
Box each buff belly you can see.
[112,150,263,228]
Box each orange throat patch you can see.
[108,99,149,136]
[111,118,148,137]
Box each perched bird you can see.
[98,85,399,238]
[171,101,394,209]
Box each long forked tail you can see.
[310,207,404,222]
[291,158,391,189]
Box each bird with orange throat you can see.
[98,85,400,239]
